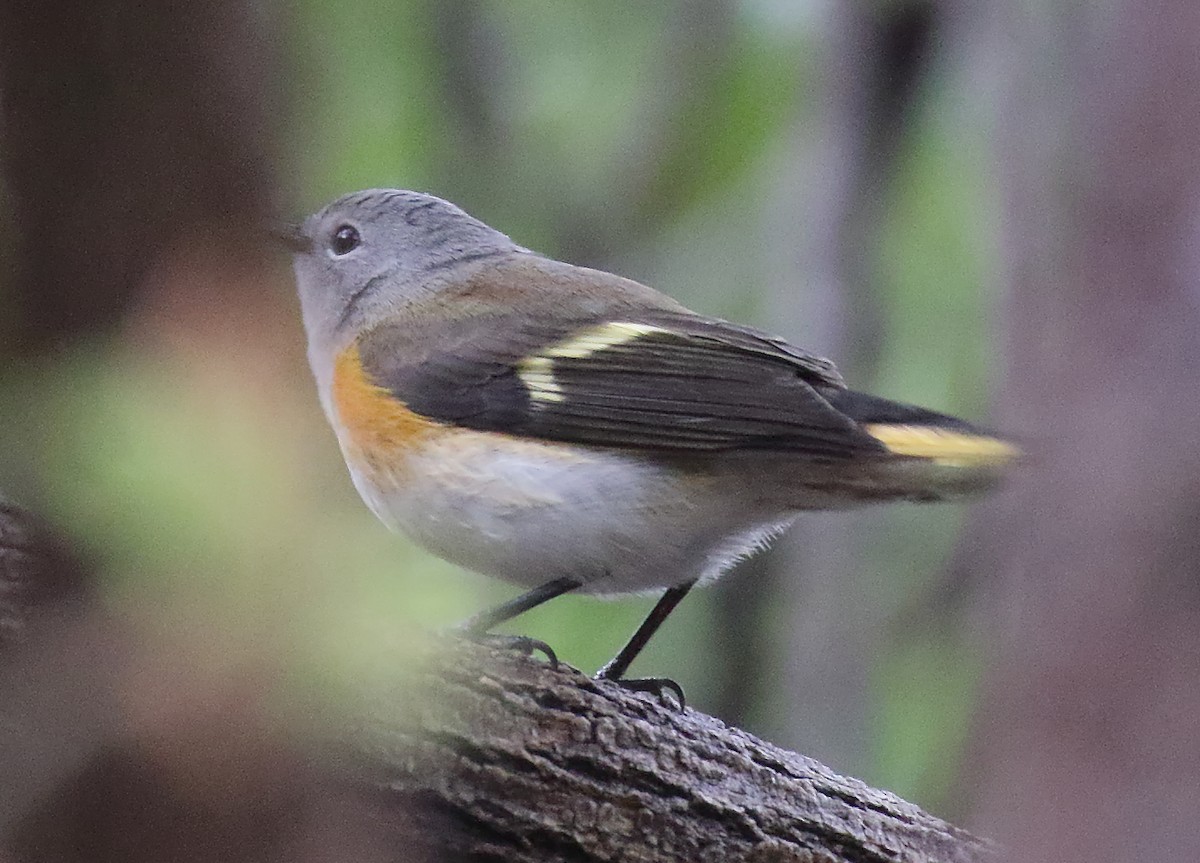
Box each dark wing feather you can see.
[358,310,887,457]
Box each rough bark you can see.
[0,499,992,863]
[355,642,993,863]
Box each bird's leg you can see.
[595,580,696,709]
[456,576,581,667]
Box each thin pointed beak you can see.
[267,220,311,253]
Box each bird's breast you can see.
[331,343,442,477]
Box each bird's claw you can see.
[458,630,559,669]
[602,675,686,711]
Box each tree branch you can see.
[1,497,992,863]
[351,642,994,863]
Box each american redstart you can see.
[283,189,1016,704]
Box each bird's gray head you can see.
[287,189,520,366]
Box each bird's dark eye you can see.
[330,224,361,256]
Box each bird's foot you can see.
[457,630,559,669]
[597,674,686,711]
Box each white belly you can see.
[349,429,791,595]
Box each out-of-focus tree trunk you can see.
[969,2,1200,860]
[0,0,289,515]
[0,0,281,355]
[713,0,940,768]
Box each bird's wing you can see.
[355,309,889,457]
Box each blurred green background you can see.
[2,0,1003,818]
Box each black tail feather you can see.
[824,389,985,435]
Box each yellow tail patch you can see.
[865,424,1019,468]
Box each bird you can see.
[283,188,1017,705]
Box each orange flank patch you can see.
[332,344,441,471]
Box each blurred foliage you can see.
[0,0,1003,817]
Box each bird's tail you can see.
[820,389,1020,502]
